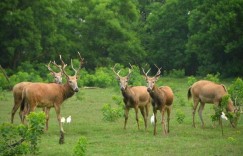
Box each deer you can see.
[142,65,174,135]
[112,64,151,131]
[188,80,240,128]
[20,53,84,134]
[11,61,64,126]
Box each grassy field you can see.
[0,78,242,156]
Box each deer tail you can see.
[187,87,192,100]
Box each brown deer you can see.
[188,80,240,128]
[11,61,64,125]
[20,53,84,133]
[142,66,174,135]
[112,65,151,131]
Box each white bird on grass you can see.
[61,117,66,123]
[221,112,228,120]
[66,115,72,123]
[150,114,155,125]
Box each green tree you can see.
[70,0,146,70]
[144,0,197,73]
[0,0,42,69]
[186,0,243,76]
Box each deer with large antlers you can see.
[112,64,151,131]
[142,65,174,135]
[11,61,65,126]
[20,53,84,134]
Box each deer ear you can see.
[116,76,120,80]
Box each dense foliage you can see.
[0,0,243,77]
[0,112,45,155]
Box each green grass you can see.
[0,78,242,156]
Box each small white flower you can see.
[61,117,65,123]
[221,112,228,120]
[150,114,155,125]
[66,116,71,123]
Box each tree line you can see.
[1,0,243,77]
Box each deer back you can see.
[191,80,227,102]
[158,86,174,106]
[121,86,150,108]
[23,83,67,108]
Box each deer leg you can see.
[124,107,129,130]
[161,107,167,135]
[153,110,157,135]
[167,107,171,133]
[45,107,50,131]
[11,101,20,123]
[54,105,64,133]
[135,106,140,130]
[198,102,205,128]
[140,107,147,131]
[192,99,199,128]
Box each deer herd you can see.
[10,58,240,137]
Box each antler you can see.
[142,68,151,77]
[76,52,84,76]
[154,64,162,78]
[112,64,121,78]
[45,61,57,74]
[52,60,66,73]
[71,59,77,76]
[59,55,69,78]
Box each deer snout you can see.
[120,87,125,91]
[74,87,79,92]
[147,87,152,92]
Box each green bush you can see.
[176,109,185,124]
[228,78,243,106]
[93,67,114,88]
[0,112,45,155]
[204,72,220,83]
[177,96,186,107]
[73,136,88,156]
[165,69,185,78]
[102,96,123,122]
[187,76,197,86]
[0,88,8,101]
[0,73,10,89]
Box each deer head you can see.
[112,64,132,91]
[59,53,84,92]
[46,61,63,84]
[142,65,162,92]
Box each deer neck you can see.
[149,85,163,99]
[62,83,75,100]
[121,86,134,99]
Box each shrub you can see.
[165,69,185,78]
[73,136,88,156]
[187,76,197,86]
[129,65,145,86]
[93,67,114,88]
[0,73,10,90]
[228,78,243,106]
[0,112,45,155]
[102,96,123,122]
[0,88,8,101]
[204,72,220,83]
[177,96,186,107]
[176,109,185,124]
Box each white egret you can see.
[61,117,65,123]
[150,114,155,125]
[221,112,228,120]
[66,116,71,123]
